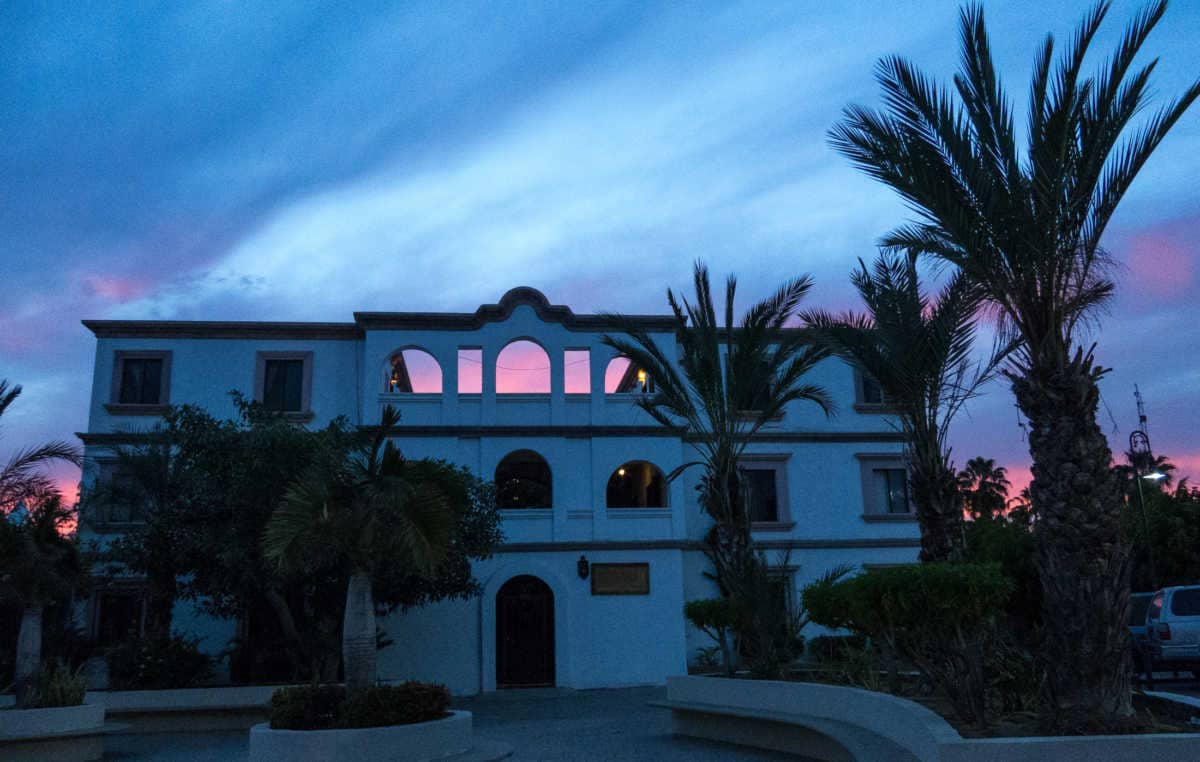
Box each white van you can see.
[1145,585,1200,675]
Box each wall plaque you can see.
[590,563,650,595]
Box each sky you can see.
[2,0,1198,501]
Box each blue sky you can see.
[2,0,1198,496]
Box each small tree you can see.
[602,263,831,594]
[0,496,85,705]
[264,406,471,692]
[805,257,1006,561]
[684,598,739,675]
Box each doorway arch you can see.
[495,575,555,688]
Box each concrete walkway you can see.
[103,685,802,760]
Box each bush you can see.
[803,563,1011,728]
[107,633,212,690]
[339,683,451,728]
[806,634,867,663]
[268,682,451,730]
[269,685,346,730]
[19,661,87,708]
[684,598,740,675]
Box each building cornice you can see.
[83,320,361,340]
[357,424,688,438]
[79,426,903,445]
[495,538,921,553]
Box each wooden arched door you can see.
[496,575,555,688]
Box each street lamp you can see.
[1129,430,1158,589]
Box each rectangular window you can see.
[262,359,304,412]
[564,349,590,394]
[859,373,885,405]
[94,591,145,647]
[741,467,780,523]
[92,461,145,524]
[458,348,483,394]
[119,358,163,404]
[254,352,312,414]
[110,351,171,408]
[873,468,911,514]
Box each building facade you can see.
[78,287,919,694]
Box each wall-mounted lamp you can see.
[636,368,647,386]
[577,555,590,580]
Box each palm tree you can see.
[805,256,1005,561]
[1113,449,1176,492]
[957,457,1013,521]
[1,380,81,514]
[829,1,1199,727]
[263,406,469,692]
[0,495,85,705]
[601,263,831,590]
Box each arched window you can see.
[495,450,552,509]
[606,461,667,508]
[496,340,550,394]
[385,348,442,393]
[604,356,654,394]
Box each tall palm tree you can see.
[1,380,81,514]
[602,263,831,589]
[0,495,84,705]
[263,406,468,692]
[805,256,1005,561]
[829,1,1199,728]
[957,456,1013,520]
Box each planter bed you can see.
[665,675,1200,762]
[96,684,280,733]
[0,702,111,762]
[249,709,512,762]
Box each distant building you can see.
[77,287,918,693]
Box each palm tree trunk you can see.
[1011,356,1133,729]
[342,571,377,693]
[14,601,44,706]
[909,459,965,562]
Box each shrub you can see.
[806,634,867,663]
[339,683,451,728]
[684,598,740,675]
[107,633,212,690]
[803,563,1011,728]
[269,685,346,730]
[18,661,87,708]
[268,682,451,730]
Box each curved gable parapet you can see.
[355,287,677,333]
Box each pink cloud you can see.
[1123,224,1196,303]
[81,274,152,302]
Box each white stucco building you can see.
[77,287,919,694]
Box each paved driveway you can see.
[104,685,802,760]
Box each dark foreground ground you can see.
[103,684,802,761]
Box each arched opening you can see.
[606,461,668,508]
[495,450,552,509]
[385,348,443,393]
[496,340,550,394]
[604,356,654,394]
[496,575,555,688]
